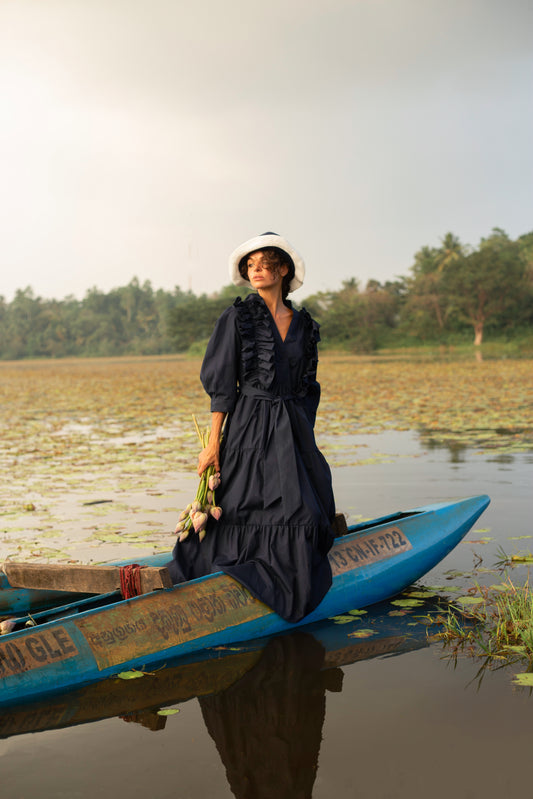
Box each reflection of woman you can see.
[168,232,335,622]
[199,633,342,799]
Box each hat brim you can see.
[228,234,305,293]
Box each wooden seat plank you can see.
[2,562,173,595]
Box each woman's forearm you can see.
[209,412,226,445]
[197,412,226,475]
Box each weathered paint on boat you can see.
[0,607,429,736]
[0,495,489,706]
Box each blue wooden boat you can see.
[0,495,489,706]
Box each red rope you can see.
[119,564,144,599]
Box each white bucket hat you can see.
[228,232,305,293]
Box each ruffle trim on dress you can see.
[295,307,320,397]
[233,295,275,391]
[233,295,321,397]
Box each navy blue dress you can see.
[168,293,335,622]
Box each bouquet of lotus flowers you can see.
[174,416,223,543]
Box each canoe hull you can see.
[0,495,489,706]
[1,609,429,738]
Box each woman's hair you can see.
[238,247,295,300]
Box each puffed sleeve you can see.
[200,306,240,413]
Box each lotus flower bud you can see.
[198,529,207,543]
[208,473,221,491]
[178,528,190,542]
[174,520,186,534]
[178,509,189,522]
[206,490,213,505]
[210,506,223,521]
[191,500,202,514]
[192,511,208,533]
[0,619,16,635]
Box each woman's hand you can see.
[197,439,220,476]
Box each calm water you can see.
[1,431,533,799]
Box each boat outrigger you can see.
[0,495,490,707]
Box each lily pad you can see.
[443,570,470,579]
[391,599,425,608]
[454,596,484,606]
[116,670,145,680]
[348,629,376,638]
[465,537,493,544]
[512,673,533,687]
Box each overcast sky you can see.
[1,0,532,303]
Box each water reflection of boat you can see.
[0,605,428,741]
[0,495,489,706]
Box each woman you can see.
[168,232,335,622]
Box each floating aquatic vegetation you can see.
[464,537,493,545]
[116,670,146,680]
[454,596,485,606]
[317,356,533,454]
[390,599,425,608]
[348,629,376,639]
[495,546,533,567]
[512,673,533,687]
[429,578,533,685]
[329,609,368,624]
[1,355,532,563]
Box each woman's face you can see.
[246,250,288,291]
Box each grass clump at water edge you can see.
[431,577,533,684]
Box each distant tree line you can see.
[305,228,533,350]
[1,228,531,359]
